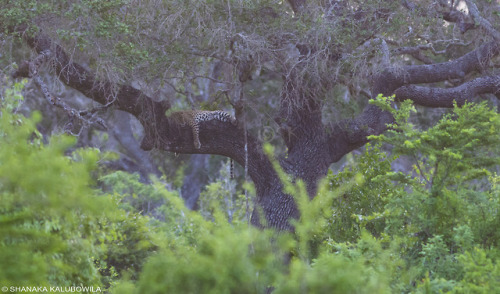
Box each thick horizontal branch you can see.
[14,29,281,201]
[150,117,262,167]
[373,40,500,97]
[329,39,500,163]
[395,74,500,107]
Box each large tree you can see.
[2,0,500,231]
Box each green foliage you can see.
[112,42,151,71]
[326,143,397,242]
[0,1,47,29]
[198,181,247,223]
[420,235,462,280]
[275,230,397,294]
[105,176,285,294]
[127,99,497,294]
[94,208,159,287]
[198,161,248,224]
[275,252,388,294]
[2,80,499,293]
[0,81,112,286]
[100,171,167,215]
[453,247,500,293]
[372,98,500,245]
[0,82,160,290]
[134,226,280,294]
[364,96,500,291]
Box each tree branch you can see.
[11,28,275,195]
[394,74,500,107]
[14,51,107,131]
[465,0,500,42]
[15,30,168,119]
[373,41,500,97]
[402,0,475,34]
[326,40,500,163]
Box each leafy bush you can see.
[0,80,112,286]
[2,81,499,293]
[0,81,160,289]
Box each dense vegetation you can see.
[1,0,500,292]
[1,81,499,293]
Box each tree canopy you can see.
[2,0,500,230]
[1,1,500,292]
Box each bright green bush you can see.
[309,97,500,292]
[135,227,280,294]
[326,143,397,242]
[2,80,499,293]
[0,81,160,290]
[364,97,500,291]
[198,180,247,224]
[0,80,113,286]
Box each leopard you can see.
[168,110,237,149]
